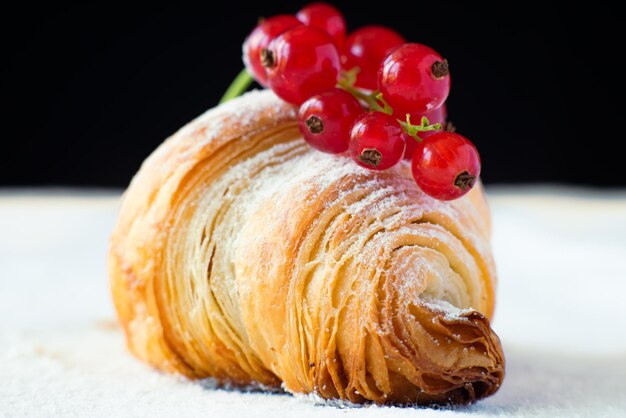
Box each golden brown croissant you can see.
[108,90,504,405]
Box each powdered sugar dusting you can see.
[175,90,496,318]
[421,298,474,321]
[180,89,297,146]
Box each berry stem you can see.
[343,85,385,112]
[374,92,393,115]
[399,114,442,142]
[219,68,254,104]
[337,69,393,114]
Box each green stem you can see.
[219,68,254,104]
[342,84,385,112]
[399,115,442,142]
[337,68,392,114]
[373,91,393,115]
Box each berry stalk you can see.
[337,68,392,114]
[219,68,254,104]
[399,114,442,142]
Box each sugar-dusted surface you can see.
[1,187,626,417]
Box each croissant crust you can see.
[108,90,504,405]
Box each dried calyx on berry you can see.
[260,48,275,68]
[305,116,324,134]
[431,59,449,79]
[359,149,382,167]
[224,2,481,201]
[455,171,477,191]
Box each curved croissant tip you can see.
[404,307,505,405]
[307,305,505,406]
[424,308,506,405]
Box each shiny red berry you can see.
[343,26,405,90]
[378,43,451,117]
[263,26,341,105]
[296,2,346,49]
[243,15,302,86]
[403,104,447,160]
[298,88,364,154]
[411,132,480,201]
[349,112,406,170]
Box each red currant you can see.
[296,2,346,49]
[263,26,341,105]
[378,43,451,117]
[403,104,447,160]
[343,26,405,90]
[411,132,480,201]
[298,88,364,154]
[349,112,406,170]
[243,15,302,86]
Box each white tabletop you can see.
[1,187,626,418]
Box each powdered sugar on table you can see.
[1,187,626,417]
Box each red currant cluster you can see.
[242,2,480,200]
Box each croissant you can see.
[108,90,504,405]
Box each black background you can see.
[1,3,621,187]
